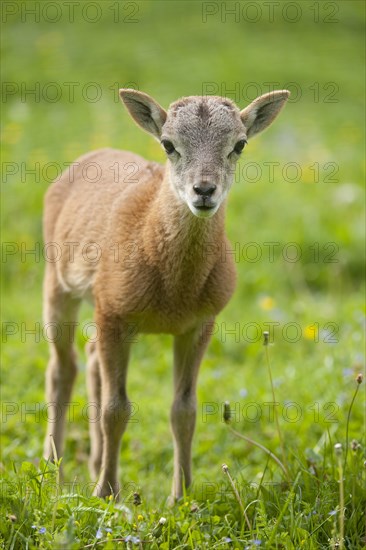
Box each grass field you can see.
[1,1,365,548]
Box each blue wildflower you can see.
[125,535,141,544]
[343,368,354,377]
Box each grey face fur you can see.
[161,97,246,218]
[119,89,290,218]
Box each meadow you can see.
[1,1,365,548]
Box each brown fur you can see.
[43,89,289,499]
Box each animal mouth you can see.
[192,202,218,218]
[188,198,218,218]
[195,204,215,210]
[193,198,216,211]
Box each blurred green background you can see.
[1,0,365,511]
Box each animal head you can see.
[120,88,290,218]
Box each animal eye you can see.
[161,140,176,155]
[233,139,247,155]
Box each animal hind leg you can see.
[43,266,81,463]
[86,340,103,480]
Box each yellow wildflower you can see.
[259,296,275,311]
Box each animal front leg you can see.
[93,317,132,498]
[170,319,215,500]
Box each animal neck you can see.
[142,165,226,291]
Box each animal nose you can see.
[193,183,217,197]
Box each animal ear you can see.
[119,89,167,139]
[240,90,290,139]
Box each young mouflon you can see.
[43,88,290,499]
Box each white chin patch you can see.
[188,203,219,218]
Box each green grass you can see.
[1,1,365,548]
